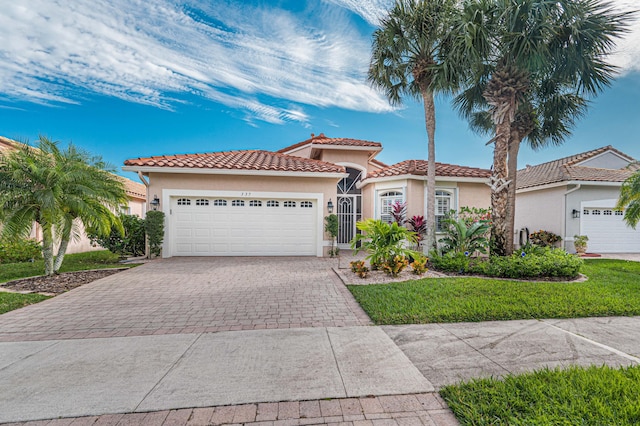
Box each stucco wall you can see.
[515,186,566,246]
[361,184,375,219]
[406,180,425,219]
[458,182,491,210]
[285,146,313,159]
[579,152,630,169]
[319,150,374,173]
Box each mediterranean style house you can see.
[0,136,147,254]
[123,133,491,257]
[515,145,640,253]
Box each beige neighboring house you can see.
[515,145,640,253]
[123,133,491,258]
[0,136,147,254]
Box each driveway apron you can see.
[0,257,370,341]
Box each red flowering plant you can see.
[391,200,407,225]
[407,215,427,242]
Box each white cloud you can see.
[0,0,393,124]
[322,0,393,26]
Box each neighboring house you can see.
[0,136,147,254]
[515,145,640,253]
[123,133,491,257]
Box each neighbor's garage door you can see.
[171,197,317,256]
[581,207,640,253]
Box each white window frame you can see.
[435,189,456,233]
[378,190,404,223]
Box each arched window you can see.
[249,200,262,207]
[300,201,313,208]
[232,200,245,207]
[196,199,209,206]
[379,190,403,223]
[267,200,279,207]
[435,190,454,232]
[177,198,191,206]
[213,199,227,206]
[284,201,296,208]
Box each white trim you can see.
[360,174,488,187]
[123,166,347,179]
[334,162,367,173]
[517,180,624,194]
[280,143,382,156]
[574,149,634,166]
[161,189,324,258]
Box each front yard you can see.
[348,259,640,323]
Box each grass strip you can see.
[440,365,640,425]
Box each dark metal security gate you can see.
[336,167,363,248]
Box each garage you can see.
[581,205,640,253]
[170,196,318,256]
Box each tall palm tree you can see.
[368,0,458,252]
[448,0,630,255]
[616,170,640,228]
[0,136,127,275]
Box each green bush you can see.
[144,210,165,257]
[88,214,145,257]
[0,237,42,263]
[351,219,419,266]
[439,217,490,255]
[431,247,582,279]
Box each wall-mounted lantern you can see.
[327,199,334,214]
[150,195,160,211]
[572,209,580,219]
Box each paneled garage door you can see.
[581,207,640,253]
[170,197,317,256]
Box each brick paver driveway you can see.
[0,257,370,342]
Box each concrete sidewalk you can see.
[0,327,433,423]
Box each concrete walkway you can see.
[1,257,640,425]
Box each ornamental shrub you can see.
[381,255,409,277]
[410,255,428,275]
[88,214,145,257]
[429,251,472,274]
[351,219,419,267]
[0,237,42,263]
[529,230,562,247]
[144,210,165,257]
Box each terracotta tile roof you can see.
[369,158,389,169]
[1,136,146,200]
[366,160,491,179]
[517,146,638,190]
[277,133,382,153]
[124,149,346,174]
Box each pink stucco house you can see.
[123,133,491,257]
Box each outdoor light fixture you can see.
[327,199,334,214]
[150,195,160,211]
[572,209,580,219]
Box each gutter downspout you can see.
[137,171,151,259]
[564,184,581,248]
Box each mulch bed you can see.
[1,269,126,295]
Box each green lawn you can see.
[348,259,640,324]
[0,250,133,284]
[440,365,640,425]
[1,250,137,314]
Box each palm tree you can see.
[616,170,640,228]
[448,0,630,255]
[368,0,458,252]
[0,136,127,275]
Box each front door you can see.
[337,167,363,248]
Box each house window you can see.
[267,200,279,207]
[120,206,131,215]
[615,210,624,216]
[232,200,245,207]
[583,209,589,215]
[592,209,601,215]
[249,200,262,207]
[284,201,296,208]
[379,191,403,223]
[604,209,612,216]
[213,199,227,206]
[300,201,313,208]
[196,199,209,206]
[177,198,191,206]
[436,190,454,232]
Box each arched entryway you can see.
[336,167,363,248]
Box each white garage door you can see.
[581,207,640,253]
[170,196,318,256]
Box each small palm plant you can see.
[351,219,419,270]
[439,217,490,256]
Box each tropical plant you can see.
[369,0,458,253]
[573,235,589,254]
[350,260,370,278]
[382,255,410,277]
[410,254,429,275]
[438,217,490,255]
[88,214,146,258]
[0,237,41,263]
[390,200,407,225]
[447,0,630,255]
[407,215,427,242]
[351,219,419,267]
[0,136,127,275]
[324,214,340,257]
[144,210,165,257]
[616,170,640,228]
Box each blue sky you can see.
[1,0,639,181]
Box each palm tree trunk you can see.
[41,223,55,276]
[53,239,69,272]
[490,119,511,257]
[422,90,437,253]
[506,134,521,255]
